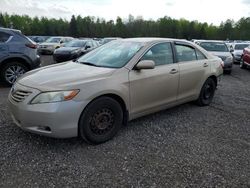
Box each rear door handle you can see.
[170,69,178,74]
[203,63,209,67]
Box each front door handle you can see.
[203,63,209,67]
[170,69,178,74]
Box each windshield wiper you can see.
[76,61,100,67]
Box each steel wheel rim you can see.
[5,65,25,84]
[204,83,213,99]
[90,108,115,135]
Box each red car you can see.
[240,45,250,69]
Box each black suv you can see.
[0,27,40,85]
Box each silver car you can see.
[8,38,223,144]
[198,40,233,74]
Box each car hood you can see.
[18,62,116,91]
[39,42,59,46]
[209,51,231,57]
[233,50,243,55]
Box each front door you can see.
[129,42,179,118]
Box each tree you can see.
[69,15,77,37]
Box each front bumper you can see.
[233,55,242,63]
[8,83,88,138]
[223,61,233,71]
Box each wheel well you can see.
[0,57,30,70]
[208,75,217,87]
[77,94,129,137]
[96,94,128,125]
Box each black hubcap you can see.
[90,108,114,135]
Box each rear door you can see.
[0,31,11,60]
[129,42,179,117]
[174,42,211,101]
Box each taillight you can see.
[25,43,37,49]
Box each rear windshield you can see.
[200,42,229,52]
[64,40,86,47]
[46,37,61,43]
[234,44,249,50]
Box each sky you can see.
[1,0,250,25]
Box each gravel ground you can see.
[0,58,250,187]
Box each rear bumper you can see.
[30,55,41,69]
[53,53,78,63]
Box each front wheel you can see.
[196,78,216,106]
[0,62,28,86]
[79,97,123,144]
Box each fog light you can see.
[37,126,51,132]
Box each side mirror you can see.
[60,41,64,44]
[85,45,91,50]
[135,60,155,70]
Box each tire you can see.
[196,78,216,106]
[240,59,247,69]
[79,97,123,144]
[0,61,28,86]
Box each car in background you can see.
[38,36,74,54]
[53,39,99,63]
[232,43,250,63]
[198,40,233,74]
[0,27,40,85]
[28,36,50,44]
[240,45,250,69]
[8,38,223,144]
[100,37,121,45]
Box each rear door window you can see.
[0,32,11,43]
[175,44,207,62]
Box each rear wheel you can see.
[196,78,216,106]
[79,97,123,144]
[0,62,28,86]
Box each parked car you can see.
[232,43,250,63]
[38,36,74,54]
[28,36,50,44]
[8,38,223,144]
[240,45,250,69]
[0,27,40,85]
[53,39,99,63]
[198,40,233,74]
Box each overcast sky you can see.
[1,0,250,25]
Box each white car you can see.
[232,43,250,63]
[198,40,233,74]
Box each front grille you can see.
[11,90,32,103]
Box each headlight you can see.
[225,56,233,63]
[71,49,81,54]
[30,90,79,104]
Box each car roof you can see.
[0,27,21,33]
[196,40,225,43]
[122,37,189,44]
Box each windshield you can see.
[64,40,86,47]
[200,42,229,52]
[77,41,143,68]
[46,37,61,43]
[234,44,249,50]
